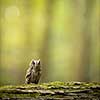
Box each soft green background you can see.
[0,0,100,85]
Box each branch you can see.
[0,82,100,99]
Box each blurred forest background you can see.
[0,0,100,85]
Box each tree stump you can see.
[0,81,100,100]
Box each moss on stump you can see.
[0,81,100,100]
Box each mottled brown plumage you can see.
[25,59,41,84]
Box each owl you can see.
[25,59,42,84]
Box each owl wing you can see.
[25,69,31,84]
[25,68,31,77]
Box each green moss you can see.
[0,81,100,99]
[0,81,100,91]
[0,93,40,98]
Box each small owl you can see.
[25,59,42,84]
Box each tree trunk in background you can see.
[47,0,66,81]
[40,0,54,82]
[76,0,95,81]
[81,0,93,81]
[90,0,100,81]
[16,0,32,84]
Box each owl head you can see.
[30,59,41,70]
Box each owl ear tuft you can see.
[30,59,35,65]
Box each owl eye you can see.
[32,61,35,65]
[37,60,40,65]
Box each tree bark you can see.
[0,81,100,100]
